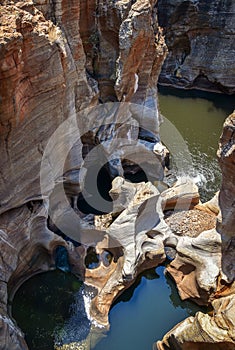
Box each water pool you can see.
[12,266,206,350]
[12,88,234,350]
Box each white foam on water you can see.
[171,148,221,202]
[82,288,106,330]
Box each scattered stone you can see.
[165,209,217,237]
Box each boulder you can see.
[161,176,200,211]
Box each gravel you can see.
[165,209,217,237]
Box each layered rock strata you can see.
[217,112,235,283]
[1,1,234,350]
[157,0,235,94]
[0,0,167,214]
[0,1,167,349]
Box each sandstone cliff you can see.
[0,1,235,350]
[0,1,167,349]
[158,0,235,94]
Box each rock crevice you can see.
[157,0,235,94]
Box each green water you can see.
[11,270,89,350]
[12,266,206,350]
[158,87,234,201]
[12,89,234,350]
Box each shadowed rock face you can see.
[0,1,234,350]
[157,0,235,94]
[0,1,96,215]
[0,202,85,349]
[0,0,167,214]
[0,1,167,349]
[156,112,235,350]
[217,112,235,283]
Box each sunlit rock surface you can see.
[160,176,200,211]
[86,178,169,326]
[166,228,222,304]
[156,294,235,350]
[0,1,167,349]
[217,112,235,283]
[195,192,220,216]
[0,1,234,350]
[157,0,235,94]
[84,176,204,327]
[156,113,235,350]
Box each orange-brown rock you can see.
[217,111,235,283]
[0,1,96,215]
[195,192,220,216]
[0,0,167,212]
[156,294,235,350]
[156,113,235,349]
[86,178,168,326]
[0,1,167,349]
[160,176,200,211]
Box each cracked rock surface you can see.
[157,0,235,94]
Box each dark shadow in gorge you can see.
[165,270,211,316]
[111,267,161,307]
[77,164,113,215]
[11,270,90,350]
[158,85,235,115]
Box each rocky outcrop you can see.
[217,111,235,283]
[0,202,84,349]
[0,0,167,214]
[156,112,235,350]
[166,227,222,304]
[157,0,235,94]
[161,176,200,211]
[0,1,96,215]
[87,178,169,326]
[195,192,220,216]
[0,1,167,349]
[1,1,234,350]
[156,294,235,350]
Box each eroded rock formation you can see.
[156,294,235,350]
[0,203,83,349]
[217,112,235,283]
[0,1,167,349]
[0,1,234,350]
[157,0,235,94]
[156,112,235,350]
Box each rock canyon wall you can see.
[0,1,167,349]
[0,1,234,350]
[157,0,235,94]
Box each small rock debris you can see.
[165,209,217,237]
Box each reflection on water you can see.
[12,270,89,350]
[158,86,234,201]
[93,266,206,350]
[12,88,234,350]
[12,266,207,350]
